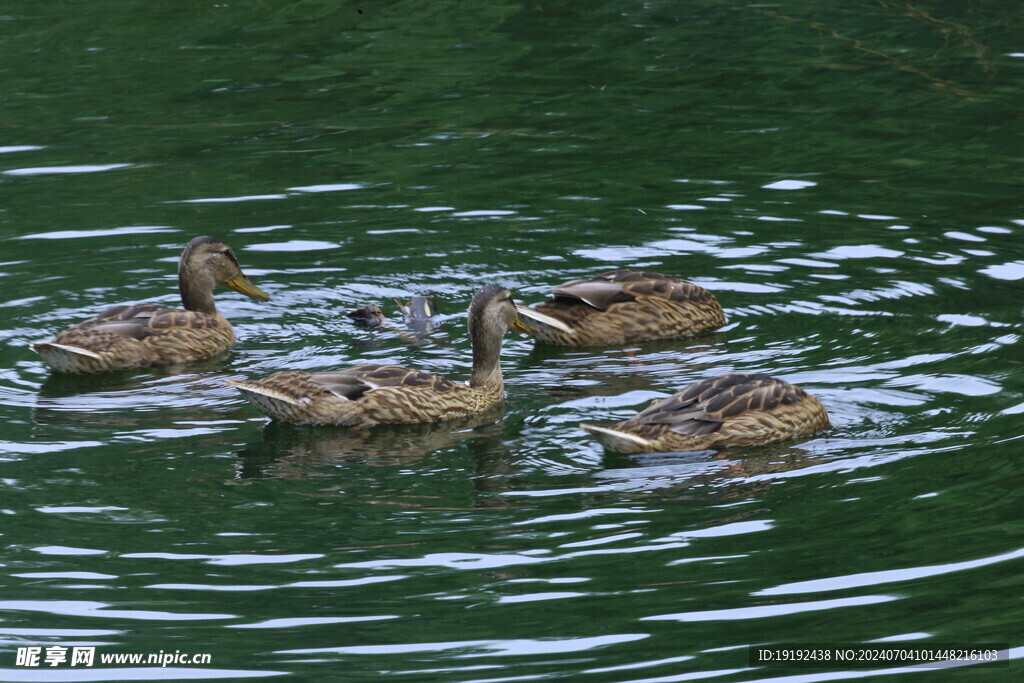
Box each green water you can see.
[2,1,1022,680]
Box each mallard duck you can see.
[30,236,269,374]
[225,284,532,425]
[514,269,726,346]
[580,374,830,453]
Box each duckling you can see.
[346,303,387,329]
[30,236,269,374]
[515,269,725,346]
[225,284,531,425]
[345,297,438,329]
[581,374,830,453]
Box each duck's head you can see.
[179,236,270,305]
[467,284,530,391]
[467,284,525,341]
[467,287,571,337]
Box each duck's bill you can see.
[514,304,574,335]
[511,315,534,334]
[226,274,270,301]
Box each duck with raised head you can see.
[225,284,542,425]
[30,236,269,374]
[514,269,726,346]
[580,374,830,454]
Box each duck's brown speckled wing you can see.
[72,303,169,339]
[72,303,224,339]
[630,374,802,436]
[308,363,461,401]
[552,270,717,310]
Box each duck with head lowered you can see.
[581,373,830,454]
[225,284,559,426]
[515,269,726,346]
[31,236,269,374]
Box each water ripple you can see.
[278,633,649,657]
[643,595,898,622]
[756,546,1024,596]
[2,164,133,176]
[0,601,234,621]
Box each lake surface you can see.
[1,1,1022,680]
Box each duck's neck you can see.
[178,263,217,315]
[468,323,504,394]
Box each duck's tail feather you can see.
[31,341,106,373]
[225,378,308,421]
[515,305,575,335]
[579,423,654,454]
[31,341,102,359]
[225,379,302,405]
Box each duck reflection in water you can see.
[596,439,829,500]
[233,407,507,480]
[30,361,236,428]
[522,333,727,406]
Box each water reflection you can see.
[30,364,237,428]
[517,334,727,404]
[233,409,507,479]
[595,440,829,497]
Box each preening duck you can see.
[515,269,725,346]
[31,236,269,374]
[580,373,830,454]
[225,284,532,426]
